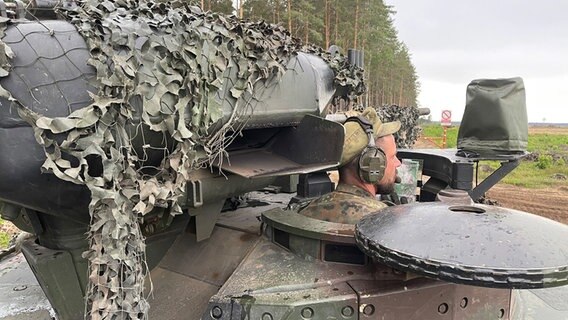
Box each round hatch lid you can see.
[355,203,568,289]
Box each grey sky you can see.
[386,0,568,123]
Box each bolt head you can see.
[438,303,449,314]
[362,304,375,315]
[301,307,314,318]
[341,306,354,317]
[211,306,222,319]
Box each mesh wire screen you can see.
[0,1,366,319]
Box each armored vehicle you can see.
[0,1,567,319]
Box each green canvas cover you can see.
[457,77,528,154]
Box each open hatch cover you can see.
[216,115,344,178]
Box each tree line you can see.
[190,0,419,108]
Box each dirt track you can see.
[486,184,568,224]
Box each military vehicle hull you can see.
[3,187,567,320]
[0,15,341,319]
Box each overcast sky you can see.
[385,0,568,123]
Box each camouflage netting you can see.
[0,1,364,319]
[375,104,423,148]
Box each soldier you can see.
[299,107,401,224]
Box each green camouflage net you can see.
[0,1,365,319]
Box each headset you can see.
[344,116,387,184]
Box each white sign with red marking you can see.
[441,110,452,126]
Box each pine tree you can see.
[196,0,420,107]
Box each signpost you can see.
[423,109,453,149]
[440,110,452,148]
[441,110,452,126]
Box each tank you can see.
[0,1,349,318]
[0,2,567,320]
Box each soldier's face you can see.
[375,135,401,194]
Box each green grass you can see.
[420,124,568,188]
[477,160,568,188]
[421,125,459,148]
[0,218,10,249]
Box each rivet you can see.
[261,312,273,320]
[210,306,222,319]
[301,307,314,318]
[438,303,449,314]
[362,304,375,315]
[341,306,354,317]
[460,297,468,308]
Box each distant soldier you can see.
[299,107,401,224]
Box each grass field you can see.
[421,124,568,188]
[0,218,11,249]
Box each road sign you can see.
[441,110,452,126]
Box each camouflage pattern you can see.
[374,104,424,149]
[299,184,387,224]
[0,1,367,318]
